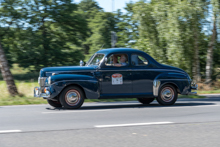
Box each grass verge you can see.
[197,90,220,94]
[0,81,47,106]
[178,95,206,99]
[0,96,48,106]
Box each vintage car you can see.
[34,48,197,109]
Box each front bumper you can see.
[188,83,198,95]
[34,87,50,98]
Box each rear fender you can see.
[153,72,190,96]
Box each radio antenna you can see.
[100,44,105,50]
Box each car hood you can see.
[40,66,97,77]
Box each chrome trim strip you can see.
[46,70,95,74]
[51,80,98,86]
[159,79,189,81]
[153,80,161,97]
[98,69,186,74]
[46,69,186,74]
[98,69,133,72]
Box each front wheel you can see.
[156,84,177,105]
[59,86,85,109]
[137,98,155,104]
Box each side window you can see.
[105,54,129,67]
[131,54,148,66]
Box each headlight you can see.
[48,76,51,85]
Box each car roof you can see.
[96,48,162,67]
[96,48,146,54]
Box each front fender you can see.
[153,72,191,96]
[48,74,99,99]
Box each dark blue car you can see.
[34,48,198,109]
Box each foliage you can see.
[132,0,210,76]
[0,0,85,71]
[0,0,219,79]
[116,2,139,48]
[87,11,118,56]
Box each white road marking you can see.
[0,130,22,134]
[95,122,174,128]
[42,109,111,114]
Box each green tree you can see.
[205,0,220,83]
[78,0,103,56]
[133,0,207,76]
[10,0,86,71]
[116,2,139,48]
[88,11,118,56]
[0,0,23,96]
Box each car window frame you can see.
[101,53,130,68]
[87,53,105,66]
[131,53,150,67]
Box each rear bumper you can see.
[188,83,198,95]
[188,92,197,95]
[34,87,50,98]
[191,84,198,90]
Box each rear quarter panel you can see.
[155,72,191,95]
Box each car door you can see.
[98,53,132,98]
[131,54,154,97]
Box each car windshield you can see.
[87,54,105,66]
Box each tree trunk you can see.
[192,27,201,82]
[0,41,19,96]
[205,15,216,84]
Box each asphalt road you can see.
[0,95,220,147]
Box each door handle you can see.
[105,76,111,79]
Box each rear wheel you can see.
[59,86,85,109]
[47,99,62,108]
[156,84,177,105]
[137,98,155,104]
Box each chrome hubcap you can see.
[161,87,174,102]
[65,90,80,106]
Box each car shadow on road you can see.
[45,101,217,111]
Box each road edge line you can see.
[95,122,174,128]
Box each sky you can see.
[74,0,140,12]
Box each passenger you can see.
[114,54,127,67]
[120,54,127,66]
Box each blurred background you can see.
[0,0,219,104]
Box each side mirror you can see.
[80,60,84,66]
[104,57,108,63]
